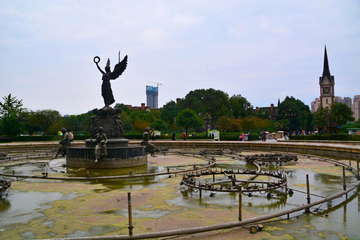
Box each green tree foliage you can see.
[76,110,94,134]
[340,119,360,133]
[238,116,277,133]
[255,109,271,119]
[217,115,232,132]
[276,96,313,131]
[63,115,81,132]
[132,119,150,134]
[150,119,168,131]
[22,110,42,135]
[0,94,25,136]
[314,102,354,134]
[27,109,62,135]
[0,117,18,137]
[114,103,131,114]
[177,89,232,127]
[160,100,178,130]
[238,117,255,133]
[119,111,132,133]
[176,108,203,135]
[229,94,253,118]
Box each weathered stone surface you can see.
[66,146,146,168]
[89,107,124,139]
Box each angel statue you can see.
[94,52,128,107]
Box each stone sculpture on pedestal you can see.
[66,52,147,169]
[94,127,107,162]
[141,127,156,157]
[55,128,71,158]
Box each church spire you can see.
[322,46,332,81]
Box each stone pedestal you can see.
[66,106,147,169]
[66,145,146,169]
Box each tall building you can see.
[311,98,320,113]
[319,46,335,109]
[353,95,360,121]
[146,85,158,109]
[311,46,359,122]
[334,96,344,103]
[343,97,352,109]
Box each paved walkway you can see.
[1,139,359,149]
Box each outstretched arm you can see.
[96,63,105,75]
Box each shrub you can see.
[291,134,360,141]
[13,135,55,141]
[0,136,12,143]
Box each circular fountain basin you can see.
[66,138,147,168]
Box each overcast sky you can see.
[1,0,359,115]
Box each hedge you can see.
[0,136,12,143]
[13,135,55,141]
[292,134,360,141]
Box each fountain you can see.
[66,52,147,169]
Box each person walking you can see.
[172,131,176,141]
[183,131,187,141]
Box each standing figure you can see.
[261,130,267,142]
[55,128,71,158]
[94,127,107,162]
[240,133,245,141]
[94,53,128,107]
[141,127,156,157]
[69,131,74,142]
[183,131,187,141]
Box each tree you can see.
[314,102,354,134]
[256,109,271,119]
[76,110,94,134]
[0,94,24,117]
[150,119,168,131]
[177,88,232,127]
[239,117,255,133]
[63,115,81,132]
[27,109,62,135]
[229,94,253,119]
[160,100,178,130]
[132,119,150,134]
[175,108,203,135]
[119,111,132,133]
[114,103,132,114]
[0,94,25,137]
[276,96,313,131]
[217,115,232,133]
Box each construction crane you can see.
[147,81,162,89]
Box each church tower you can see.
[319,46,335,108]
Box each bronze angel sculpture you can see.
[94,52,128,107]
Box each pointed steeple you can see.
[322,46,332,82]
[277,98,280,108]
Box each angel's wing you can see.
[109,55,128,80]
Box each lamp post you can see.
[284,109,296,140]
[15,112,26,136]
[203,113,211,139]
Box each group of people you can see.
[171,131,186,140]
[238,132,251,141]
